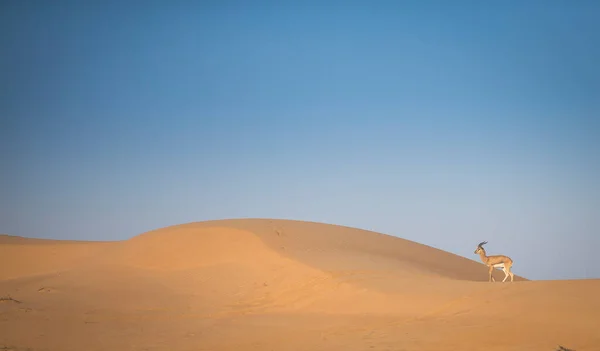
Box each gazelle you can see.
[474,241,514,282]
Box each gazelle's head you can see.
[474,241,488,254]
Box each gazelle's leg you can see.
[509,267,514,282]
[488,266,494,282]
[502,268,509,282]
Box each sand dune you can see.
[1,219,598,351]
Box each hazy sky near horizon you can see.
[2,1,599,280]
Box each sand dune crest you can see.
[114,226,289,270]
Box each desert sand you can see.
[1,218,598,351]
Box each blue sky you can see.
[2,1,599,280]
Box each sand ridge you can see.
[0,218,597,351]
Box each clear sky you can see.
[2,1,599,280]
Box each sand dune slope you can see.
[0,235,114,280]
[0,219,598,351]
